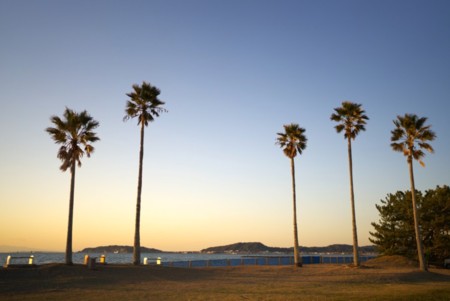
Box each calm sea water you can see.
[0,252,247,265]
[0,252,369,267]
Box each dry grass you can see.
[1,256,449,301]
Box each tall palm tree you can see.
[276,123,307,267]
[124,81,166,265]
[391,114,436,272]
[46,108,99,265]
[330,101,368,267]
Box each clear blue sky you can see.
[1,0,449,252]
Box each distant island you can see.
[201,242,375,254]
[78,242,375,254]
[78,245,163,254]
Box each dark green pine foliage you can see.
[420,186,450,263]
[370,191,418,258]
[370,186,450,264]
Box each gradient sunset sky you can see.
[1,0,449,252]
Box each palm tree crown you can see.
[46,108,100,171]
[123,81,166,124]
[330,101,368,139]
[391,114,436,166]
[276,123,307,158]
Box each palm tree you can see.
[124,81,166,265]
[276,123,307,267]
[46,108,99,265]
[330,101,368,267]
[391,114,436,272]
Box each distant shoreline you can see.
[1,242,377,255]
[78,242,376,255]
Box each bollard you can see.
[156,257,161,265]
[143,257,148,265]
[84,255,90,265]
[99,255,106,264]
[5,255,11,266]
[28,255,34,265]
[88,258,96,270]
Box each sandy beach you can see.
[1,256,449,301]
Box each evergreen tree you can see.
[420,186,450,262]
[369,191,419,258]
[370,186,450,264]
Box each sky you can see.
[0,0,449,252]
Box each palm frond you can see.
[334,124,345,133]
[418,142,434,153]
[84,144,95,157]
[413,149,425,161]
[390,142,404,153]
[390,126,405,142]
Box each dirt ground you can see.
[1,256,449,301]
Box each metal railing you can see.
[153,255,376,268]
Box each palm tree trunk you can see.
[65,161,76,265]
[133,122,145,265]
[408,157,427,271]
[290,157,301,267]
[347,137,359,267]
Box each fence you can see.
[157,255,376,268]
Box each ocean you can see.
[0,252,244,265]
[1,252,375,267]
